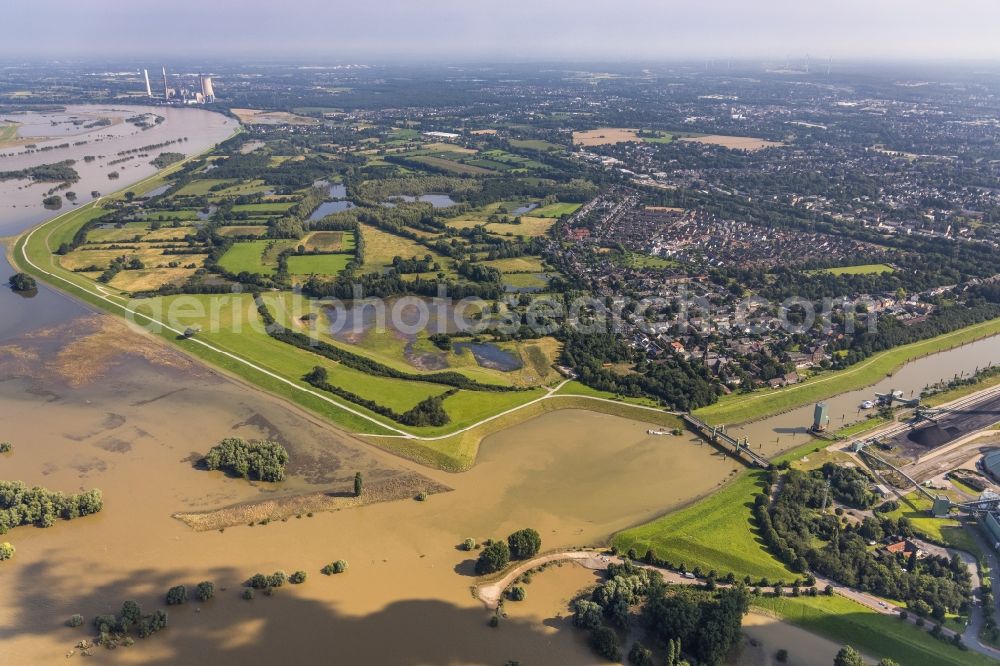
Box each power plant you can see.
[200,75,215,103]
[142,66,216,104]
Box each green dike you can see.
[693,315,1000,426]
[612,468,793,580]
[752,595,994,666]
[553,379,663,408]
[611,440,822,580]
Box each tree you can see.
[354,472,363,497]
[508,586,526,601]
[776,649,788,662]
[0,542,14,560]
[67,614,84,628]
[573,599,604,630]
[195,581,215,601]
[120,600,142,629]
[8,273,36,292]
[290,570,307,584]
[876,660,900,666]
[589,625,621,661]
[507,528,542,560]
[476,540,510,575]
[628,641,654,666]
[834,646,864,666]
[463,538,476,551]
[166,585,188,605]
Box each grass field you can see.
[485,216,556,237]
[286,253,352,277]
[613,469,794,579]
[217,241,272,274]
[752,595,991,666]
[481,256,545,272]
[532,202,582,218]
[409,155,493,176]
[885,492,981,557]
[360,224,449,272]
[231,202,295,215]
[693,316,1000,425]
[508,139,563,152]
[816,264,896,276]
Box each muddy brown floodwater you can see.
[0,311,741,665]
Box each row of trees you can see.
[0,480,103,533]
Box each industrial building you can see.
[148,66,216,104]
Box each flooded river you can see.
[726,333,1000,458]
[0,104,237,236]
[2,105,1000,662]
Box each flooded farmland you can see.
[0,104,237,235]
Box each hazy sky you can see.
[4,0,1000,61]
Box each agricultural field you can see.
[507,138,563,151]
[679,134,783,150]
[302,230,355,252]
[532,202,581,217]
[573,127,642,146]
[217,240,296,275]
[360,224,449,272]
[287,253,352,278]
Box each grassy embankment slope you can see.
[693,315,1000,426]
[753,594,993,666]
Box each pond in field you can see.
[381,193,457,208]
[308,199,355,221]
[324,296,482,344]
[512,202,538,215]
[453,341,523,371]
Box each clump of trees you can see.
[508,528,542,560]
[195,581,214,601]
[201,438,289,482]
[476,540,511,575]
[572,561,748,665]
[476,528,542,575]
[8,273,36,292]
[86,600,169,646]
[321,559,349,575]
[758,467,972,616]
[247,571,288,589]
[0,481,103,533]
[165,585,187,605]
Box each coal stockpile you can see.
[908,424,961,449]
